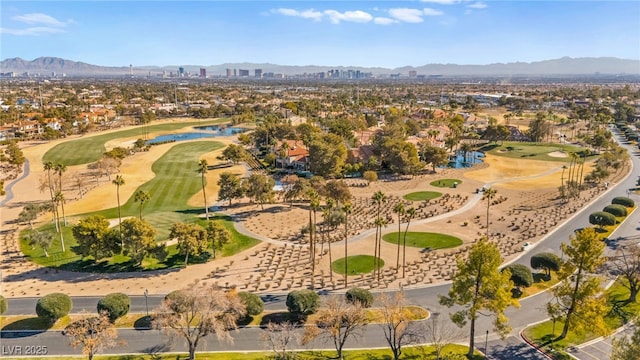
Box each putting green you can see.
[331,255,384,275]
[403,191,442,201]
[382,232,462,249]
[43,118,228,166]
[430,179,462,188]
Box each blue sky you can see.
[1,1,639,68]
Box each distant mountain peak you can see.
[1,56,639,76]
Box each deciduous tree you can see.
[170,222,208,266]
[205,220,231,259]
[72,215,120,260]
[217,172,244,206]
[551,227,608,340]
[302,296,368,360]
[120,218,156,265]
[65,311,120,360]
[152,283,246,360]
[378,292,423,360]
[439,239,517,359]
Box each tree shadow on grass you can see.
[58,257,144,273]
[1,317,52,337]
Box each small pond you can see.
[448,150,485,168]
[146,126,247,144]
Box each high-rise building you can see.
[238,69,249,77]
[226,68,232,78]
[254,69,262,78]
[178,67,185,77]
[199,68,207,78]
[409,70,417,78]
[233,69,237,77]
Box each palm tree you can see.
[578,149,590,188]
[307,189,321,285]
[342,202,352,287]
[374,217,387,282]
[52,192,65,252]
[560,165,568,199]
[112,175,125,239]
[482,187,497,238]
[43,161,57,231]
[134,190,150,220]
[55,191,67,226]
[372,191,387,280]
[54,162,67,195]
[198,159,209,220]
[402,207,416,278]
[393,202,405,271]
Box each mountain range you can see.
[1,56,639,77]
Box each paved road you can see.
[0,160,29,207]
[2,131,638,359]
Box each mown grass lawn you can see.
[480,141,594,162]
[331,255,384,275]
[430,178,462,188]
[403,191,442,201]
[42,118,228,166]
[382,232,462,249]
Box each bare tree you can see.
[424,309,462,360]
[608,244,640,303]
[302,296,369,360]
[261,321,299,360]
[64,311,121,360]
[378,292,424,360]
[152,282,246,360]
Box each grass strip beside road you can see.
[43,118,228,166]
[2,344,482,360]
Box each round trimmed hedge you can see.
[503,264,534,288]
[286,289,319,319]
[603,204,627,217]
[345,287,374,308]
[0,295,7,315]
[36,293,72,323]
[612,196,634,208]
[530,252,561,276]
[97,292,130,322]
[238,292,264,316]
[589,211,616,227]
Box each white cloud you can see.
[12,13,67,27]
[467,2,488,9]
[273,8,323,21]
[324,10,373,24]
[389,8,424,23]
[374,17,397,25]
[420,0,460,4]
[423,8,444,16]
[0,27,66,36]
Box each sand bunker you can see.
[548,151,568,158]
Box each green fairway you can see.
[382,232,462,249]
[43,118,228,166]
[403,191,442,201]
[331,255,384,275]
[430,179,462,188]
[22,142,262,272]
[90,141,224,222]
[481,141,594,162]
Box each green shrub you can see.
[286,290,319,319]
[36,293,72,323]
[238,292,264,316]
[612,196,634,208]
[0,295,6,315]
[589,211,616,228]
[503,264,534,288]
[345,287,374,308]
[603,204,628,217]
[97,293,130,322]
[530,252,561,277]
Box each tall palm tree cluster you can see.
[42,161,68,252]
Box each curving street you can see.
[1,130,639,359]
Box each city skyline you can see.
[1,1,639,68]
